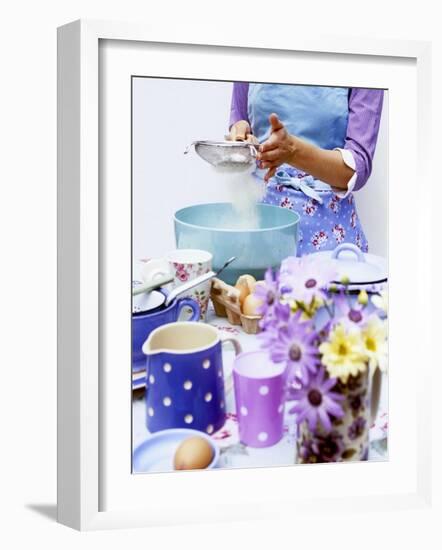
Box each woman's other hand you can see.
[257,113,297,181]
[228,120,259,144]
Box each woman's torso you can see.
[248,83,349,149]
[247,83,368,255]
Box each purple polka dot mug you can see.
[233,351,287,448]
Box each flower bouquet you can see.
[253,255,388,463]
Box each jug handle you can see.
[370,366,382,425]
[221,337,242,396]
[176,298,201,321]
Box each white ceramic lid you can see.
[311,243,387,285]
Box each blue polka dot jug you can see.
[142,322,241,434]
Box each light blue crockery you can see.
[174,203,300,284]
[132,428,220,473]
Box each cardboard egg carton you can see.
[210,278,262,335]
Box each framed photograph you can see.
[57,19,432,530]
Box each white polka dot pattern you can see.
[259,385,269,396]
[240,406,248,416]
[204,392,212,402]
[202,359,211,369]
[206,424,214,434]
[163,363,172,373]
[183,380,192,390]
[258,432,268,442]
[149,374,155,384]
[148,407,154,417]
[163,397,172,407]
[184,414,193,424]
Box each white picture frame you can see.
[57,19,433,531]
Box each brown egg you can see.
[173,436,214,470]
[234,274,256,305]
[242,293,263,316]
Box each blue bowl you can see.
[132,429,220,473]
[174,203,300,284]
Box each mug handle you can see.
[176,297,200,321]
[221,337,242,395]
[370,367,382,425]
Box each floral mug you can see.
[166,249,213,320]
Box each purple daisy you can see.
[252,267,280,317]
[258,302,291,344]
[332,291,368,329]
[268,311,319,382]
[289,367,345,432]
[279,256,337,305]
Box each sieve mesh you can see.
[185,140,259,170]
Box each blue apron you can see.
[248,83,368,255]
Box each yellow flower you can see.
[361,316,388,374]
[303,295,324,319]
[358,289,369,305]
[319,324,367,383]
[285,297,322,320]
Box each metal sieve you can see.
[184,140,258,170]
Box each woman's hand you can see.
[257,114,298,181]
[257,113,354,189]
[228,120,259,144]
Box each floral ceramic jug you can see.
[249,242,388,464]
[295,367,382,463]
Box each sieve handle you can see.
[184,141,197,155]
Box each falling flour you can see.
[213,164,265,229]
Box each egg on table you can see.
[173,436,214,470]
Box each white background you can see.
[1,1,440,548]
[133,78,388,259]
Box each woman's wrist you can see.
[288,134,301,165]
[287,136,354,189]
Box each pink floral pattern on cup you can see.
[168,251,213,320]
[173,262,191,282]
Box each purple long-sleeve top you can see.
[229,83,384,191]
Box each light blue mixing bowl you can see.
[174,203,300,284]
